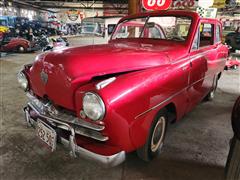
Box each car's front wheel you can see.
[137,109,168,161]
[233,65,238,70]
[17,45,26,53]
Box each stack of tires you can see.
[226,96,240,180]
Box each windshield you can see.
[112,16,192,42]
[81,21,103,36]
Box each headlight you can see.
[83,92,105,121]
[17,72,29,91]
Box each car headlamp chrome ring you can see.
[82,92,105,121]
[17,71,29,91]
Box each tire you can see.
[233,65,238,70]
[225,136,240,180]
[17,46,26,53]
[137,108,168,161]
[205,75,218,101]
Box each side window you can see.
[108,24,116,35]
[215,25,221,43]
[199,23,214,47]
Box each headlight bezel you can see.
[82,92,106,121]
[17,71,29,91]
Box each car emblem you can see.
[40,70,48,84]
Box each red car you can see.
[225,57,240,70]
[18,11,228,166]
[1,36,38,53]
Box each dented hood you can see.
[29,42,184,109]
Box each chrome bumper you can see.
[23,97,126,167]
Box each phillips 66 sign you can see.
[142,0,172,10]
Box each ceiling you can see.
[11,0,128,12]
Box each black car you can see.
[225,27,240,52]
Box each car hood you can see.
[29,42,186,109]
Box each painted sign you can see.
[212,0,225,8]
[142,0,172,10]
[66,9,80,21]
[171,0,197,9]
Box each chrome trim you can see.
[83,92,106,121]
[60,137,125,167]
[135,73,215,119]
[28,103,108,142]
[26,93,104,131]
[24,104,77,157]
[134,88,187,119]
[96,77,116,90]
[24,106,125,167]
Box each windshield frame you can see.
[110,15,193,43]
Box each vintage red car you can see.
[18,10,228,166]
[225,57,240,70]
[1,36,38,53]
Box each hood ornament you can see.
[40,69,48,84]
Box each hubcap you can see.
[151,116,166,152]
[19,47,24,52]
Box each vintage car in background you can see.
[0,25,9,33]
[18,10,228,166]
[78,16,122,46]
[42,36,69,52]
[225,27,240,52]
[1,35,39,53]
[225,56,240,70]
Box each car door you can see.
[187,21,217,110]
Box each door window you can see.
[199,23,214,47]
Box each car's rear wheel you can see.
[137,109,168,161]
[233,65,237,70]
[17,46,26,53]
[206,75,218,101]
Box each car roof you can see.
[119,10,199,22]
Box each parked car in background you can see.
[225,27,240,52]
[43,36,69,51]
[0,26,9,33]
[225,56,240,70]
[78,16,122,46]
[18,10,228,167]
[1,35,39,53]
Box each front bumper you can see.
[23,94,126,167]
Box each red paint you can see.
[142,0,172,11]
[225,57,240,69]
[1,37,30,52]
[24,11,228,156]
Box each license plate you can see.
[36,120,57,152]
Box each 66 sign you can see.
[142,0,172,11]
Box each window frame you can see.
[215,24,222,44]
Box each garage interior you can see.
[0,0,240,180]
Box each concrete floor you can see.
[0,39,240,180]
